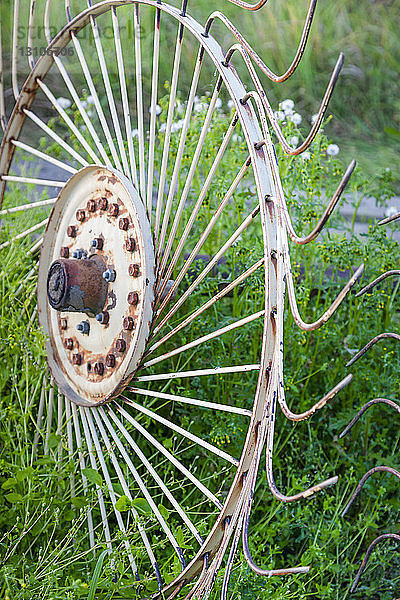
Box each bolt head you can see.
[94,362,105,375]
[126,238,136,252]
[102,268,116,283]
[123,316,135,331]
[119,217,129,231]
[87,199,96,212]
[96,311,109,325]
[92,238,103,250]
[60,318,68,330]
[116,338,126,353]
[77,321,90,335]
[72,249,84,259]
[76,209,85,222]
[72,353,82,365]
[98,197,108,210]
[87,363,92,372]
[108,203,119,217]
[105,353,116,368]
[60,246,69,258]
[67,225,77,238]
[128,263,140,277]
[127,292,139,306]
[64,338,74,350]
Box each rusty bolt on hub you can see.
[108,203,119,217]
[60,246,69,258]
[116,338,126,353]
[94,362,105,376]
[96,311,110,325]
[72,353,82,365]
[77,321,90,335]
[127,291,139,306]
[123,316,135,331]
[128,264,140,277]
[103,268,116,282]
[87,199,96,212]
[106,354,116,368]
[126,238,136,252]
[92,238,103,250]
[67,225,77,238]
[119,218,129,231]
[72,249,87,259]
[98,197,108,210]
[64,338,74,350]
[60,318,68,330]
[76,209,86,222]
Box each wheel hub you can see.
[38,166,155,406]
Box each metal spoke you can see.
[144,310,264,368]
[118,396,239,466]
[0,217,48,251]
[44,382,54,455]
[134,4,146,201]
[1,175,65,187]
[0,198,56,217]
[135,364,260,382]
[11,140,77,174]
[146,5,161,221]
[64,398,75,500]
[129,386,252,417]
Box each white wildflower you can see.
[176,101,185,115]
[171,119,184,133]
[280,99,294,112]
[87,95,95,105]
[289,113,302,125]
[159,123,167,133]
[149,104,162,115]
[289,135,299,147]
[301,151,311,160]
[215,98,222,109]
[326,143,339,156]
[311,113,318,125]
[131,129,139,138]
[274,110,285,122]
[384,206,399,218]
[56,97,71,110]
[81,100,88,110]
[227,99,235,110]
[232,134,242,143]
[194,101,207,113]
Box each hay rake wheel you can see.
[0,0,364,597]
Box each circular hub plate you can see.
[38,166,155,406]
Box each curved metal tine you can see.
[356,270,400,297]
[11,140,77,175]
[265,373,338,501]
[29,237,43,255]
[111,6,138,187]
[156,112,239,296]
[77,407,113,555]
[157,46,204,257]
[350,533,400,593]
[108,402,222,509]
[346,332,400,367]
[128,386,252,417]
[204,0,317,82]
[154,201,259,335]
[44,380,54,455]
[340,398,400,439]
[221,515,243,600]
[136,365,260,384]
[101,404,188,570]
[156,76,224,285]
[12,0,20,100]
[154,18,186,241]
[0,217,48,251]
[24,108,89,167]
[67,14,123,172]
[230,42,342,155]
[149,257,264,353]
[154,156,252,319]
[83,409,138,576]
[341,466,400,517]
[146,4,161,221]
[379,211,400,226]
[42,4,113,169]
[64,399,75,500]
[32,381,46,459]
[144,310,264,369]
[0,24,6,132]
[226,0,268,9]
[104,406,203,546]
[85,1,130,177]
[118,395,239,466]
[70,403,95,551]
[93,408,163,590]
[184,552,209,600]
[133,4,146,201]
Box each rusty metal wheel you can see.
[0,1,363,597]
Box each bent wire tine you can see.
[346,332,400,367]
[342,466,400,517]
[205,0,317,82]
[350,533,400,593]
[379,211,400,226]
[355,270,400,297]
[340,398,400,438]
[227,0,269,9]
[0,23,5,132]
